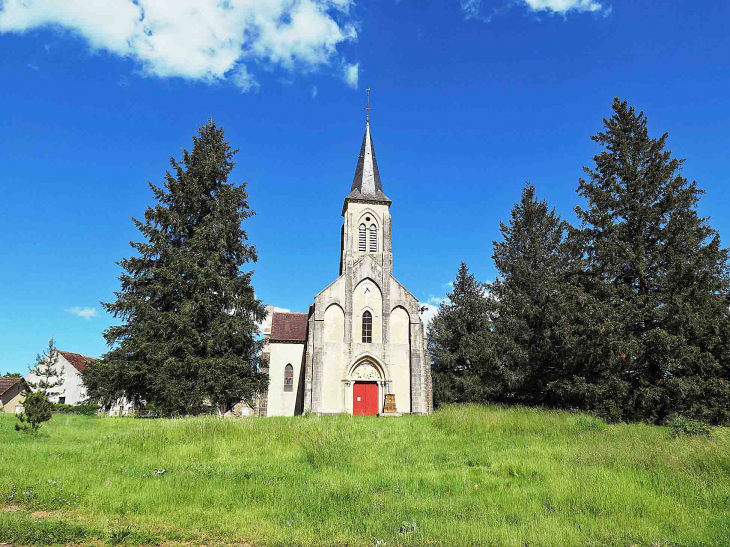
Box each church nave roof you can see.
[270,312,308,342]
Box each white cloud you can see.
[0,0,358,91]
[231,64,260,93]
[65,306,98,321]
[524,0,603,13]
[461,0,607,20]
[419,290,450,332]
[418,303,440,330]
[27,63,39,71]
[442,281,454,289]
[311,85,318,98]
[460,0,483,20]
[427,295,446,306]
[343,61,359,89]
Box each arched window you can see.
[362,311,372,343]
[369,224,377,252]
[359,224,367,251]
[284,364,293,392]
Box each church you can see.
[261,113,433,417]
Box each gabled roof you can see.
[0,377,23,396]
[345,122,391,205]
[57,350,97,373]
[270,312,308,342]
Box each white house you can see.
[0,377,26,414]
[25,350,95,405]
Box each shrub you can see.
[666,415,712,438]
[53,403,98,416]
[16,391,53,433]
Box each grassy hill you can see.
[1,405,728,547]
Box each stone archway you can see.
[351,361,381,381]
[342,356,389,415]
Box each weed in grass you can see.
[0,513,91,545]
[399,519,417,534]
[105,518,161,546]
[575,415,607,432]
[666,415,712,438]
[108,524,131,544]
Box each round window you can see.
[365,216,371,221]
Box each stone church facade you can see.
[262,120,433,416]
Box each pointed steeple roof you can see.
[346,121,391,204]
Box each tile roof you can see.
[0,377,22,396]
[270,312,308,342]
[57,350,97,373]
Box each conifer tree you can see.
[568,98,730,423]
[15,391,54,434]
[19,336,63,433]
[26,336,65,398]
[87,120,268,416]
[428,262,500,406]
[490,184,571,405]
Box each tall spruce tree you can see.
[490,184,571,405]
[86,120,268,416]
[428,262,501,406]
[568,98,730,424]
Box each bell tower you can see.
[303,90,433,417]
[339,103,393,277]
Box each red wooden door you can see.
[353,382,379,416]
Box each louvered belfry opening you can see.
[362,311,372,343]
[284,364,293,392]
[359,224,367,251]
[369,224,377,252]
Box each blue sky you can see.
[1,0,729,374]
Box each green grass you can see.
[1,406,728,547]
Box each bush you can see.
[16,392,53,433]
[53,403,98,416]
[666,415,712,438]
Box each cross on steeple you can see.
[363,87,372,122]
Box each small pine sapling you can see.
[15,391,53,433]
[27,336,65,398]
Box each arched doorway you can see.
[344,358,387,415]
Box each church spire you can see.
[346,89,390,204]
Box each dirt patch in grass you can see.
[2,505,22,512]
[29,511,51,519]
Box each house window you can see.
[284,364,293,392]
[359,224,367,251]
[58,397,66,404]
[362,311,372,343]
[369,224,377,252]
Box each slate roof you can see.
[57,350,96,373]
[0,377,22,396]
[270,312,308,342]
[346,122,391,204]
